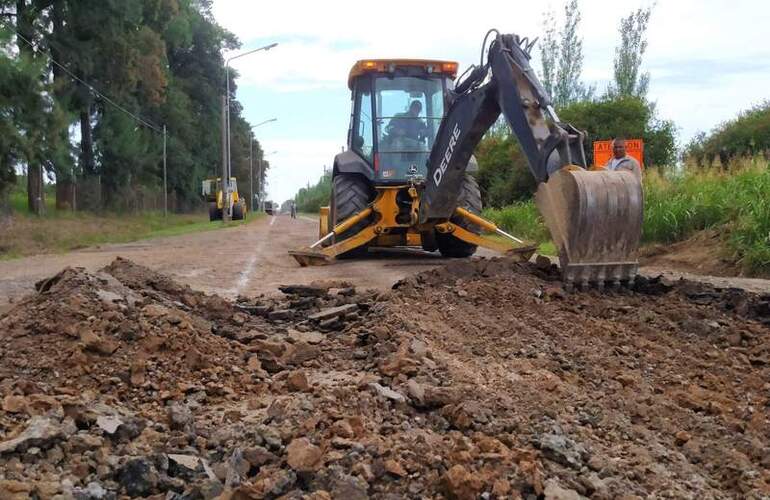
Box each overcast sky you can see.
[212,0,770,203]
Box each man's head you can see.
[408,100,422,116]
[612,138,627,159]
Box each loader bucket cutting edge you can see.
[506,244,538,262]
[534,168,643,286]
[289,249,332,267]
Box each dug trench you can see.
[0,257,769,499]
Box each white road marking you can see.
[231,216,275,296]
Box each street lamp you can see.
[249,119,277,211]
[223,42,278,218]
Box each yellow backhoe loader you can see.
[290,30,643,289]
[202,177,246,221]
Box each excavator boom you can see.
[420,31,643,288]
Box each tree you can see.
[295,172,331,213]
[539,7,558,100]
[1,0,271,215]
[558,95,677,167]
[540,0,593,108]
[608,6,653,98]
[475,130,536,208]
[684,101,770,167]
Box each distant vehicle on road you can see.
[264,201,275,215]
[202,177,246,221]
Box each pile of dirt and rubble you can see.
[0,257,768,499]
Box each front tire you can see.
[330,173,373,258]
[437,174,482,258]
[232,201,245,221]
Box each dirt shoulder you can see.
[640,229,747,278]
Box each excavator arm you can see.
[420,31,643,288]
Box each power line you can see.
[0,18,163,134]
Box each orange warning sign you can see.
[593,139,644,169]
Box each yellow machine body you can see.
[289,185,536,266]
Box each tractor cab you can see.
[346,59,458,183]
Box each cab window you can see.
[352,80,374,162]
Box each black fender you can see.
[333,150,374,181]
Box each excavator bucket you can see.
[535,168,643,288]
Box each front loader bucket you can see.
[535,168,643,287]
[289,249,333,267]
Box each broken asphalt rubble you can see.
[0,256,768,498]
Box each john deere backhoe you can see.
[290,30,643,289]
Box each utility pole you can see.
[249,137,254,212]
[163,125,168,217]
[220,95,231,222]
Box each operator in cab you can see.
[387,100,428,144]
[605,138,642,178]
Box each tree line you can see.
[0,0,268,215]
[684,101,770,167]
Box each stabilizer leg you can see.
[289,207,377,266]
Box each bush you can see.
[558,95,677,167]
[685,101,770,167]
[475,132,537,208]
[482,201,549,243]
[294,173,332,213]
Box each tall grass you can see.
[482,161,770,275]
[482,201,549,243]
[644,162,770,274]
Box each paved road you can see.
[1,214,768,310]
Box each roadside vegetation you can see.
[644,163,770,274]
[484,161,770,276]
[1,1,270,215]
[295,172,331,213]
[1,179,259,259]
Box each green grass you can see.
[482,201,550,244]
[0,208,262,260]
[643,163,770,274]
[3,177,264,259]
[482,203,554,256]
[482,161,770,276]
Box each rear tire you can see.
[331,173,373,258]
[437,174,482,258]
[209,202,222,221]
[232,201,245,221]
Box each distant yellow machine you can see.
[289,30,644,290]
[202,177,246,221]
